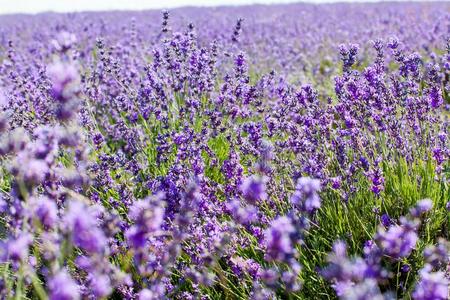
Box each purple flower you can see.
[401,264,411,273]
[380,214,392,228]
[339,43,359,71]
[323,240,390,297]
[369,159,384,196]
[231,18,243,43]
[375,219,418,259]
[47,60,80,120]
[423,238,449,268]
[290,177,321,214]
[47,61,79,101]
[410,199,433,218]
[11,154,48,186]
[240,175,268,204]
[125,194,165,249]
[250,282,275,300]
[88,273,111,298]
[321,241,355,293]
[433,148,444,165]
[32,196,58,228]
[49,269,80,300]
[226,199,258,224]
[428,87,443,109]
[64,201,107,253]
[331,177,341,189]
[138,289,155,300]
[412,265,449,300]
[264,216,296,262]
[340,279,384,300]
[0,234,32,263]
[51,31,76,53]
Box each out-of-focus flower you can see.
[375,219,418,260]
[125,194,165,249]
[423,238,449,268]
[47,61,79,101]
[31,196,58,228]
[64,201,107,254]
[264,216,296,262]
[226,198,258,224]
[290,177,321,214]
[340,279,385,300]
[51,31,76,53]
[240,175,268,204]
[0,234,32,263]
[49,269,80,300]
[47,60,80,121]
[410,199,433,217]
[412,265,449,300]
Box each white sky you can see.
[0,0,433,15]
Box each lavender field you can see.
[0,2,449,299]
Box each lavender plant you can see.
[0,2,449,299]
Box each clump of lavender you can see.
[264,216,297,262]
[125,193,165,249]
[411,238,450,300]
[323,200,446,299]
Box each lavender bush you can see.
[0,2,449,299]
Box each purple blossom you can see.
[380,214,392,228]
[49,269,80,300]
[375,219,418,259]
[240,175,268,204]
[369,159,384,196]
[410,199,433,218]
[412,265,449,300]
[47,61,79,101]
[226,198,258,224]
[340,279,384,300]
[423,238,449,268]
[64,201,107,254]
[290,177,322,214]
[264,216,296,262]
[32,196,58,228]
[0,234,32,263]
[125,194,165,249]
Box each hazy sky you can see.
[0,0,416,15]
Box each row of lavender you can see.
[0,2,449,299]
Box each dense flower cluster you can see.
[0,2,448,299]
[322,200,449,299]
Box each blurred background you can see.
[0,0,415,14]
